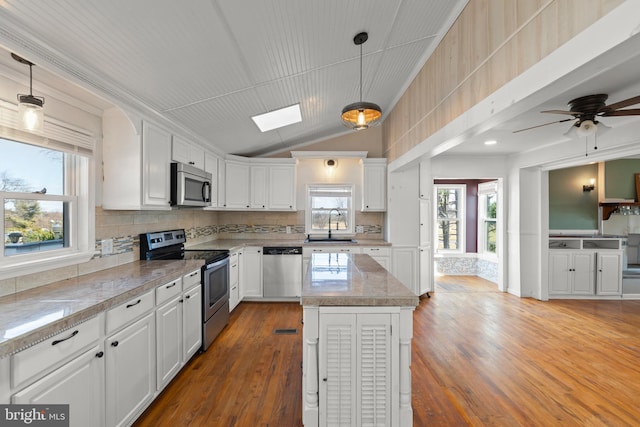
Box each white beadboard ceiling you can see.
[0,0,468,157]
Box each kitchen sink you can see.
[304,238,357,243]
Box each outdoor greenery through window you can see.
[434,184,465,252]
[1,137,71,257]
[306,185,354,236]
[479,181,498,255]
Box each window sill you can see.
[0,251,95,281]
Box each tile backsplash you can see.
[0,208,385,297]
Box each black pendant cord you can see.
[29,63,33,96]
[585,136,588,157]
[359,42,363,103]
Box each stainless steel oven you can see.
[140,229,230,351]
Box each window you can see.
[434,184,465,252]
[0,115,94,280]
[478,181,498,256]
[306,185,354,236]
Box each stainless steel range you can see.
[140,229,230,351]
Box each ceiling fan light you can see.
[17,94,44,131]
[576,119,597,137]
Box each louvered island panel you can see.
[358,314,391,427]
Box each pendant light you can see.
[341,32,382,130]
[12,53,45,132]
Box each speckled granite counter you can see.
[187,238,390,251]
[301,253,418,306]
[0,260,202,358]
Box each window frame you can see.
[477,181,498,258]
[433,184,466,254]
[0,126,94,280]
[305,184,355,237]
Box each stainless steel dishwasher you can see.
[263,246,303,297]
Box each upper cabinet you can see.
[171,135,205,170]
[361,159,387,211]
[223,156,296,211]
[204,152,220,208]
[103,108,172,210]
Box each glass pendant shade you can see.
[18,94,44,131]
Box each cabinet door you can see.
[242,247,263,298]
[597,252,623,295]
[183,284,203,360]
[572,252,595,295]
[419,199,431,247]
[156,295,182,391]
[548,252,572,294]
[362,163,386,211]
[269,165,296,210]
[391,247,419,295]
[171,135,191,165]
[229,251,240,310]
[250,165,268,209]
[142,121,172,208]
[204,152,219,208]
[225,162,250,209]
[13,345,105,427]
[419,247,433,295]
[106,312,155,427]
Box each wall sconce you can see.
[324,159,338,169]
[583,178,596,192]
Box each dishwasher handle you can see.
[263,246,303,255]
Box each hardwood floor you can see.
[134,278,640,426]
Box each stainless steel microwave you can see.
[170,162,212,207]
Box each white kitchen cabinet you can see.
[596,252,623,296]
[229,250,241,311]
[419,247,433,296]
[268,164,296,210]
[419,199,431,247]
[225,161,251,209]
[172,135,204,170]
[106,311,155,427]
[361,159,387,211]
[361,246,390,270]
[303,246,362,278]
[204,151,220,208]
[242,247,263,298]
[102,108,172,210]
[250,165,268,209]
[419,159,432,200]
[156,294,182,391]
[392,246,419,295]
[12,345,105,427]
[548,251,595,295]
[182,282,202,360]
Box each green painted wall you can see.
[549,164,598,230]
[604,159,640,200]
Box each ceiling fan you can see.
[513,94,640,134]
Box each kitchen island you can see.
[301,253,419,427]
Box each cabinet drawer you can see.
[304,246,361,255]
[361,247,390,257]
[183,269,201,288]
[106,290,154,335]
[156,278,182,305]
[12,315,101,389]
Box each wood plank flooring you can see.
[134,277,640,426]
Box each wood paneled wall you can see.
[382,0,623,162]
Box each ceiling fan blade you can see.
[512,118,574,133]
[541,109,580,116]
[603,95,640,111]
[600,109,640,116]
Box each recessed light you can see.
[484,140,497,145]
[251,104,302,132]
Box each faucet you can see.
[328,208,342,239]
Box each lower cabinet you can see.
[229,250,241,311]
[182,282,203,360]
[361,247,390,270]
[391,246,419,295]
[242,246,263,298]
[156,295,183,391]
[548,250,623,297]
[12,345,105,427]
[596,252,623,295]
[105,312,155,427]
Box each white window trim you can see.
[305,184,355,237]
[478,181,498,259]
[0,105,96,281]
[434,184,466,254]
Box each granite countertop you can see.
[301,253,418,307]
[187,238,391,251]
[0,260,202,358]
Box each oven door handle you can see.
[205,254,229,270]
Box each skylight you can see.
[251,104,302,132]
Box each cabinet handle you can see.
[166,282,177,289]
[179,299,184,303]
[189,271,198,277]
[111,341,119,347]
[126,299,142,308]
[366,205,369,208]
[185,295,191,299]
[370,248,379,251]
[189,161,195,165]
[258,250,261,253]
[95,351,104,358]
[51,330,79,346]
[323,378,327,382]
